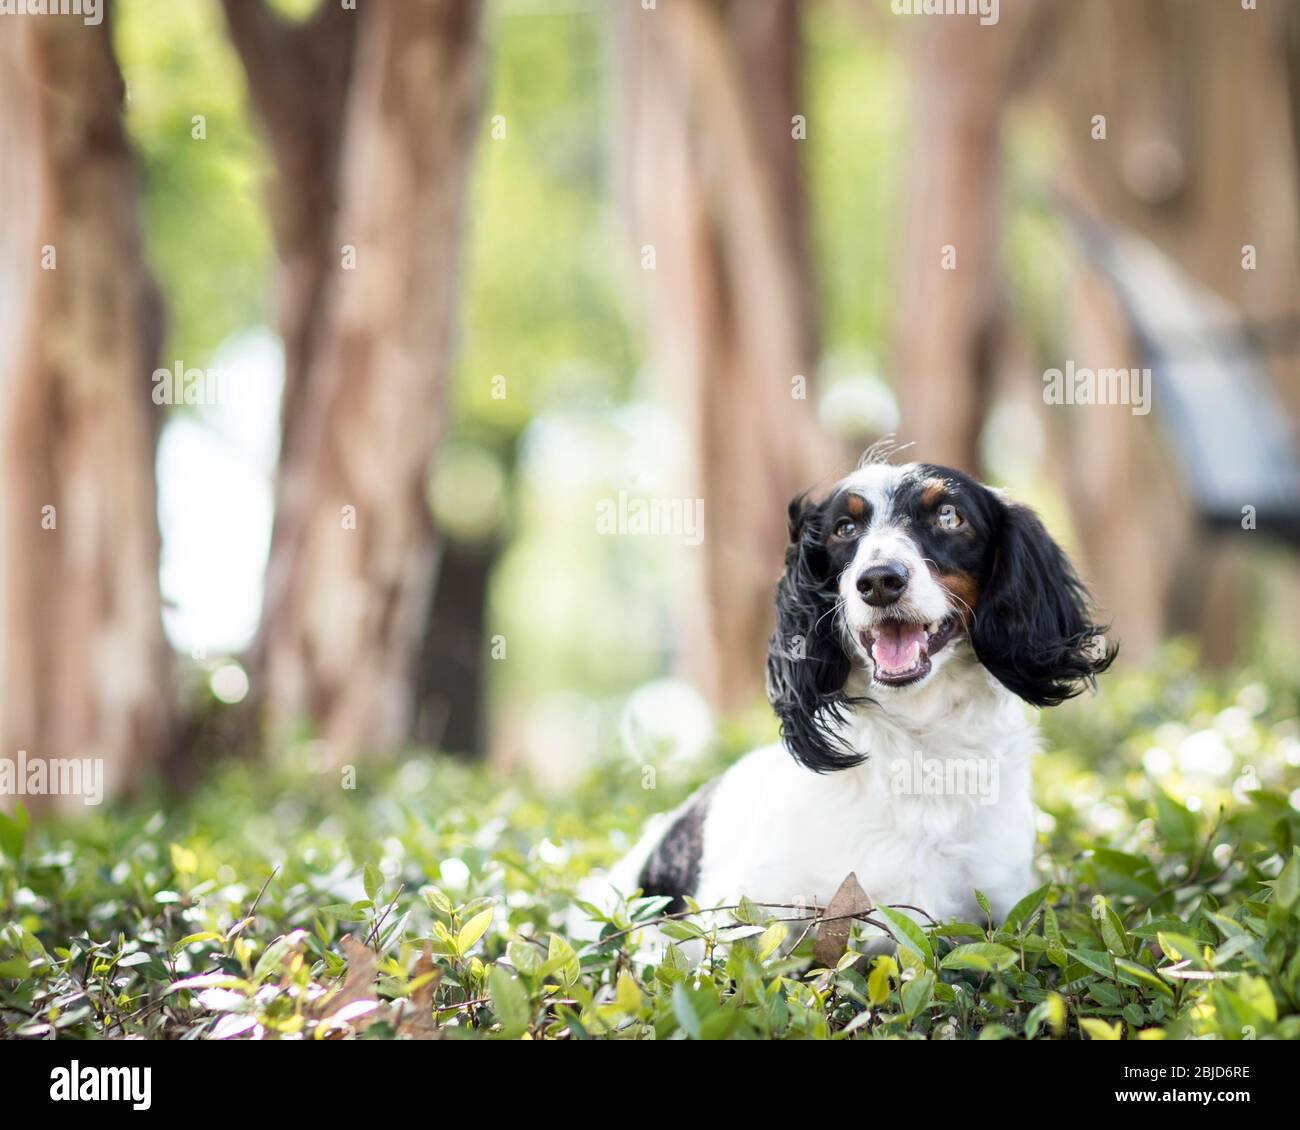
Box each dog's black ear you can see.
[765,492,860,772]
[972,502,1115,706]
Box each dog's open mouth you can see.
[862,614,959,687]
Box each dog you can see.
[574,455,1114,943]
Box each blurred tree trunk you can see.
[1289,3,1300,257]
[892,1,1046,473]
[412,437,515,759]
[413,537,493,754]
[618,0,823,712]
[258,0,484,760]
[1059,267,1193,661]
[218,0,357,469]
[1047,0,1300,664]
[0,10,171,808]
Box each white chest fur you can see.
[695,665,1038,925]
[574,659,1041,944]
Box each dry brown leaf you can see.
[316,933,379,1020]
[812,871,874,968]
[394,941,443,1040]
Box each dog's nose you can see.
[857,562,909,607]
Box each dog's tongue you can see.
[873,620,926,672]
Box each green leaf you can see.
[362,864,384,903]
[1099,906,1130,957]
[660,920,704,942]
[169,843,198,875]
[456,908,495,956]
[733,896,769,926]
[117,951,154,968]
[506,939,542,978]
[173,931,223,952]
[0,955,32,978]
[1088,980,1122,1007]
[1115,958,1174,999]
[488,966,530,1038]
[939,922,986,939]
[940,943,1018,973]
[613,970,644,1016]
[1130,916,1204,940]
[1025,992,1065,1039]
[876,907,933,965]
[1236,974,1278,1023]
[1068,948,1118,979]
[167,972,255,994]
[1080,1017,1123,1041]
[754,922,787,963]
[1090,848,1160,891]
[1207,911,1245,939]
[900,971,935,1018]
[1156,932,1204,963]
[0,803,28,862]
[867,955,897,1005]
[252,931,305,983]
[671,983,702,1039]
[1272,849,1300,910]
[1152,789,1200,853]
[542,934,580,987]
[318,903,368,920]
[571,899,609,925]
[421,887,453,916]
[1003,883,1051,933]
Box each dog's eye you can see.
[832,518,858,539]
[936,504,963,530]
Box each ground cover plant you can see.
[2,646,1298,1040]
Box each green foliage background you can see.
[3,652,1299,1039]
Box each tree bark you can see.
[618,0,824,712]
[891,2,1047,473]
[412,537,494,755]
[259,0,484,760]
[218,0,357,468]
[1047,0,1300,664]
[0,8,171,808]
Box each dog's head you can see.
[765,459,1115,772]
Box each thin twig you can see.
[366,883,405,950]
[583,899,923,952]
[244,865,280,923]
[788,898,823,953]
[888,903,941,928]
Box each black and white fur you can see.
[574,457,1114,937]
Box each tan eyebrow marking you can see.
[846,493,867,518]
[920,479,947,508]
